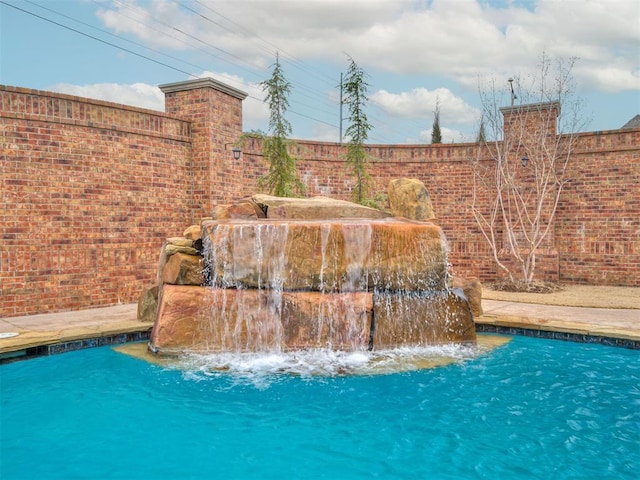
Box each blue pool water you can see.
[1,335,638,479]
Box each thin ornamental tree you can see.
[472,53,588,286]
[258,53,304,197]
[343,55,373,205]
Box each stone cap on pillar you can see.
[500,101,561,117]
[159,78,247,100]
[500,100,560,137]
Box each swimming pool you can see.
[1,335,638,479]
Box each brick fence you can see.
[1,79,638,317]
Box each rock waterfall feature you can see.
[147,192,476,355]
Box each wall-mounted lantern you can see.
[521,154,529,167]
[225,143,242,160]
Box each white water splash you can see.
[170,343,486,387]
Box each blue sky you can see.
[1,0,638,144]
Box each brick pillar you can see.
[499,101,561,282]
[160,78,247,221]
[501,101,559,141]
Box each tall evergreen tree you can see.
[431,98,442,144]
[258,53,304,197]
[343,56,372,204]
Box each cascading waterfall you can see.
[149,196,476,361]
[201,220,376,352]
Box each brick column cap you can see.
[159,77,247,100]
[500,101,560,117]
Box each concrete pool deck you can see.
[0,304,152,360]
[475,300,639,348]
[1,298,639,359]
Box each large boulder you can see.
[453,278,483,317]
[137,285,159,323]
[212,201,264,220]
[183,224,202,241]
[388,178,435,221]
[165,237,198,256]
[372,289,476,348]
[149,285,372,354]
[161,252,204,285]
[281,291,372,350]
[201,218,448,292]
[252,194,390,220]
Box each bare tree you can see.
[472,53,588,285]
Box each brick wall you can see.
[1,80,638,318]
[555,129,640,285]
[1,86,193,316]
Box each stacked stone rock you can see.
[137,229,205,324]
[143,179,481,355]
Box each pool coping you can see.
[477,299,640,349]
[0,304,153,362]
[1,299,638,362]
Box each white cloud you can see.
[95,0,639,94]
[97,0,193,51]
[311,123,340,143]
[574,64,640,93]
[48,82,165,111]
[371,88,481,125]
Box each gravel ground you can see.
[482,284,640,310]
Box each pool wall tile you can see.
[32,332,150,357]
[475,324,639,349]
